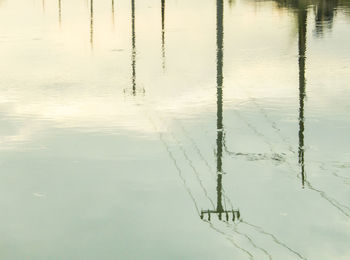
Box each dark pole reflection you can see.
[90,0,94,50]
[200,0,240,222]
[124,0,144,95]
[131,0,136,95]
[298,5,307,187]
[161,0,166,70]
[216,0,224,217]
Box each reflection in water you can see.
[315,0,337,36]
[200,0,240,223]
[228,0,235,8]
[270,0,350,36]
[161,0,166,70]
[124,0,145,95]
[298,3,307,187]
[3,0,350,258]
[267,1,350,216]
[131,0,136,95]
[90,0,94,50]
[58,0,62,27]
[42,0,45,13]
[112,0,115,29]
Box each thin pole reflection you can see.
[298,5,307,187]
[124,0,144,95]
[58,0,62,27]
[216,0,224,218]
[131,0,136,95]
[201,0,240,222]
[90,0,94,50]
[161,0,166,70]
[112,0,115,29]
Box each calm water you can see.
[0,0,350,259]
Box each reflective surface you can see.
[0,0,350,259]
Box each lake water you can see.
[0,0,350,259]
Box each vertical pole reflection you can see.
[112,0,115,29]
[216,0,224,216]
[90,0,94,50]
[42,0,45,13]
[200,0,240,222]
[58,0,62,27]
[298,7,307,187]
[161,0,166,70]
[131,0,136,95]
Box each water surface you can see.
[0,0,350,259]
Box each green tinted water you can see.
[0,0,349,259]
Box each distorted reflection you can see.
[58,0,62,27]
[112,0,115,29]
[90,0,94,49]
[269,0,350,36]
[200,0,240,223]
[297,2,307,186]
[161,0,166,70]
[124,0,145,95]
[131,0,136,95]
[1,0,350,259]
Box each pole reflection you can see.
[58,0,62,27]
[90,0,94,50]
[123,0,145,95]
[161,0,166,70]
[297,4,307,187]
[112,0,115,29]
[131,0,136,95]
[200,0,240,222]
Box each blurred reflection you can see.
[112,0,115,29]
[267,0,350,36]
[90,0,94,49]
[228,0,235,8]
[161,0,166,70]
[58,0,62,27]
[200,0,240,222]
[314,0,337,36]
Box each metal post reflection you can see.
[161,0,166,70]
[201,0,240,222]
[90,0,94,50]
[298,5,307,187]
